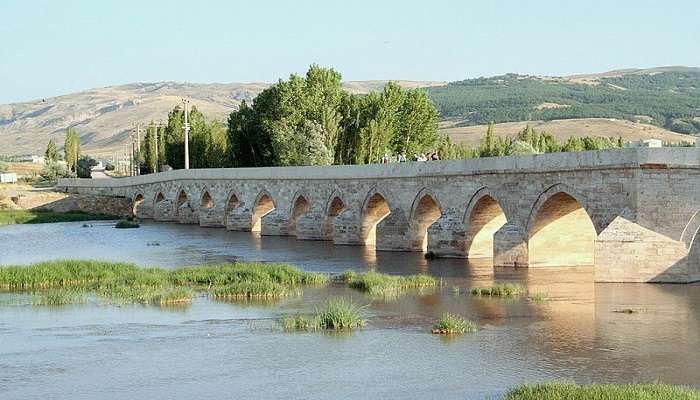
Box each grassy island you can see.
[0,260,327,306]
[503,382,700,400]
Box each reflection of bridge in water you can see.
[59,148,700,283]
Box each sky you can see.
[1,0,699,103]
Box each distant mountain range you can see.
[1,66,699,156]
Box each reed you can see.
[471,283,524,297]
[432,312,477,334]
[316,297,367,329]
[504,382,700,400]
[213,281,300,299]
[340,271,437,297]
[33,289,86,306]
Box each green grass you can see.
[114,220,140,229]
[432,312,477,334]
[213,281,300,299]
[283,297,367,331]
[471,283,524,297]
[0,260,325,307]
[503,382,700,400]
[0,209,118,225]
[33,289,86,306]
[339,271,437,297]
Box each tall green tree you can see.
[44,139,59,163]
[64,128,81,173]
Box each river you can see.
[1,221,699,399]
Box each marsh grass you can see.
[471,283,524,297]
[33,289,86,306]
[528,292,549,302]
[339,271,437,298]
[503,382,700,400]
[213,281,301,299]
[1,260,325,307]
[114,220,140,229]
[283,297,367,331]
[0,209,117,225]
[432,312,477,334]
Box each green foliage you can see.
[162,106,230,170]
[0,161,7,173]
[213,281,299,299]
[33,289,86,306]
[427,71,700,134]
[315,297,367,329]
[471,283,524,297]
[114,220,140,229]
[503,382,700,400]
[44,139,59,163]
[0,209,117,225]
[432,312,477,334]
[76,155,97,178]
[40,162,72,182]
[63,128,81,173]
[228,65,440,167]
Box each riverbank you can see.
[0,209,118,225]
[504,382,700,399]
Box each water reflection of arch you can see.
[525,183,597,267]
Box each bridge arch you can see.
[153,192,166,219]
[252,190,275,232]
[526,184,596,267]
[224,190,241,226]
[200,188,215,210]
[322,191,346,241]
[132,193,145,217]
[174,188,191,218]
[361,189,391,246]
[409,188,442,251]
[289,191,311,236]
[463,187,508,258]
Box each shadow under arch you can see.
[132,192,145,217]
[200,187,215,210]
[360,189,391,246]
[174,187,190,218]
[252,190,276,232]
[463,187,508,258]
[289,191,312,237]
[153,191,165,218]
[409,188,442,252]
[526,183,597,267]
[323,190,346,241]
[224,190,241,227]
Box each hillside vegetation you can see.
[427,68,700,134]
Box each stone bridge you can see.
[57,148,700,283]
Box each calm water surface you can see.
[1,221,699,399]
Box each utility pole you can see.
[132,123,142,176]
[154,120,162,172]
[182,98,190,169]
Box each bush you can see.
[40,162,73,182]
[115,220,140,229]
[77,156,98,178]
[105,163,115,171]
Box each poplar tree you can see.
[44,139,59,163]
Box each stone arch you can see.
[200,188,215,210]
[289,191,312,237]
[224,190,241,227]
[174,188,190,217]
[463,187,508,258]
[361,190,391,246]
[322,191,346,241]
[526,184,597,267]
[408,188,442,251]
[132,193,145,217]
[153,192,166,218]
[252,190,275,232]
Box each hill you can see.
[427,66,700,136]
[0,80,444,156]
[440,118,696,148]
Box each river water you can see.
[1,221,699,399]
